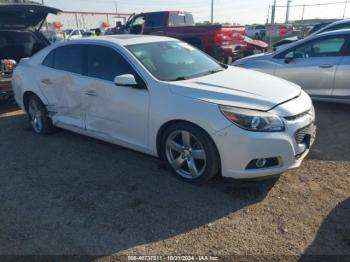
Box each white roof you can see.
[84,34,177,46]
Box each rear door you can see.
[274,35,347,96]
[38,44,88,128]
[143,12,165,35]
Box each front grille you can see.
[295,124,313,144]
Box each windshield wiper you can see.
[208,69,224,74]
[169,68,225,82]
[169,76,189,81]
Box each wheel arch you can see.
[156,119,221,169]
[23,91,39,112]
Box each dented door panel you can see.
[37,67,86,128]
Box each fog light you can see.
[255,158,267,168]
[246,157,280,170]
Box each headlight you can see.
[219,105,285,132]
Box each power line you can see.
[275,1,348,8]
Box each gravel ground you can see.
[0,101,349,259]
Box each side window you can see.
[276,36,347,59]
[88,45,138,82]
[146,13,164,28]
[53,45,86,75]
[132,16,146,27]
[293,37,345,58]
[42,50,55,68]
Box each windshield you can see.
[126,41,225,81]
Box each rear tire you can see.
[161,122,220,184]
[26,95,54,135]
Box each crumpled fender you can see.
[244,36,269,49]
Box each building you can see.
[47,11,131,30]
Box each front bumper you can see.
[213,113,316,179]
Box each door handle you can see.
[41,79,53,85]
[85,90,98,96]
[319,64,334,68]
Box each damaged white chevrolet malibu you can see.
[12,35,316,183]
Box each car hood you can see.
[234,52,274,65]
[0,3,61,30]
[167,66,301,111]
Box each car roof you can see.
[316,28,350,37]
[68,34,177,46]
[310,19,350,36]
[275,29,350,54]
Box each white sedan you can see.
[12,35,316,183]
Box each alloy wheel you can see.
[165,130,207,179]
[28,99,43,133]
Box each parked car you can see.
[306,22,333,36]
[246,25,266,40]
[41,30,65,43]
[273,20,348,48]
[234,29,350,104]
[120,11,267,63]
[12,35,315,183]
[266,24,294,41]
[63,29,84,40]
[0,2,60,100]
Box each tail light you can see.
[213,31,224,44]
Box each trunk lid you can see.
[0,3,61,30]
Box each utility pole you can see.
[301,4,305,21]
[114,1,118,13]
[343,0,348,19]
[211,0,214,24]
[271,0,277,24]
[285,0,291,23]
[267,5,271,24]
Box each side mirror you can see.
[284,52,294,64]
[114,74,145,89]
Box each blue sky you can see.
[36,0,350,24]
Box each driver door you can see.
[84,44,149,151]
[274,35,347,96]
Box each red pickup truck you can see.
[121,11,257,63]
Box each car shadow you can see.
[307,101,350,162]
[301,198,350,261]
[0,100,18,115]
[0,111,277,255]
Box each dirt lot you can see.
[0,101,349,259]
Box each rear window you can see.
[42,50,55,68]
[169,13,194,27]
[43,45,86,75]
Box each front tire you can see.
[26,95,54,135]
[161,123,220,184]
